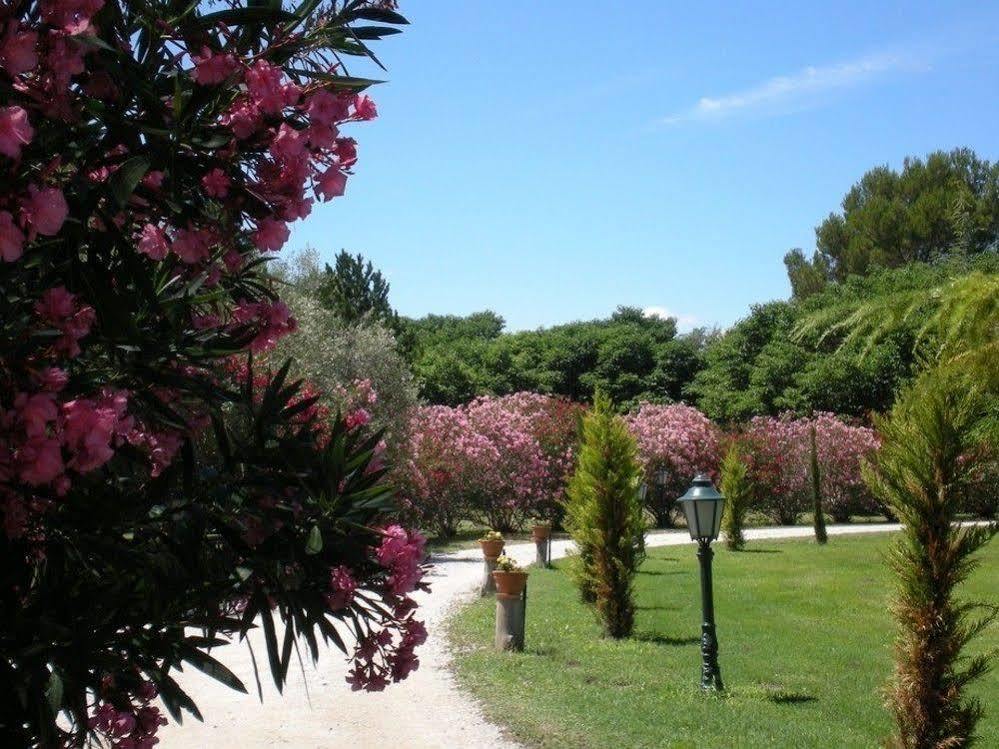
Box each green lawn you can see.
[448,533,999,748]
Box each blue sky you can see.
[289,1,999,332]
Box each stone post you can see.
[480,555,499,597]
[494,589,526,652]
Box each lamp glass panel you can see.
[681,501,699,539]
[695,501,717,540]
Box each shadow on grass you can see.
[737,548,783,554]
[633,631,699,647]
[756,683,819,705]
[637,569,688,576]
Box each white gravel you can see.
[158,523,901,748]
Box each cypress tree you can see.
[720,442,751,551]
[810,425,828,544]
[564,393,645,638]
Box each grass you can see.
[448,533,999,748]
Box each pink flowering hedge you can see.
[740,412,881,523]
[625,403,722,527]
[395,393,582,537]
[0,2,424,747]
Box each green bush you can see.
[563,393,645,638]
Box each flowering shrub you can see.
[741,412,880,523]
[0,2,417,747]
[395,393,581,537]
[625,403,722,527]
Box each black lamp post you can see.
[677,473,725,691]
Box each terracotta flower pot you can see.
[492,570,528,597]
[531,524,551,542]
[479,538,505,560]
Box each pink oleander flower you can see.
[316,167,347,201]
[335,137,358,168]
[0,106,33,159]
[345,408,371,431]
[17,436,64,486]
[376,525,426,595]
[14,391,59,437]
[0,210,25,261]
[307,90,351,126]
[40,0,104,35]
[353,94,377,120]
[35,366,69,392]
[201,167,230,198]
[190,47,239,85]
[325,565,358,610]
[222,99,261,139]
[252,218,289,252]
[245,60,298,114]
[137,223,169,260]
[270,123,306,162]
[171,227,211,264]
[0,24,39,76]
[21,186,68,236]
[141,171,164,189]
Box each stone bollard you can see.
[480,555,499,596]
[493,571,528,652]
[531,523,552,568]
[478,537,505,597]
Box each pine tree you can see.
[810,425,828,544]
[865,372,997,748]
[563,393,645,638]
[720,443,751,551]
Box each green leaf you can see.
[45,671,63,714]
[197,7,296,26]
[110,156,150,208]
[179,646,248,694]
[305,524,323,555]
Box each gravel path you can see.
[158,523,900,748]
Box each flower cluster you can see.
[345,525,427,690]
[88,681,166,749]
[395,394,581,536]
[625,403,722,526]
[741,412,880,523]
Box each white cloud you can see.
[642,306,700,332]
[661,52,923,125]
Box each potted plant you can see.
[531,520,552,542]
[479,530,505,560]
[492,555,529,596]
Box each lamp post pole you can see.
[677,473,725,692]
[696,538,723,691]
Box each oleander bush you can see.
[395,393,581,537]
[741,412,880,524]
[625,402,722,527]
[0,2,426,747]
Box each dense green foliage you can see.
[402,306,710,409]
[273,250,418,453]
[316,249,400,331]
[688,255,998,422]
[563,394,645,637]
[449,535,999,749]
[720,443,750,551]
[785,149,999,297]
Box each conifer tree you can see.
[564,393,645,637]
[865,372,997,748]
[720,443,751,551]
[810,425,829,544]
